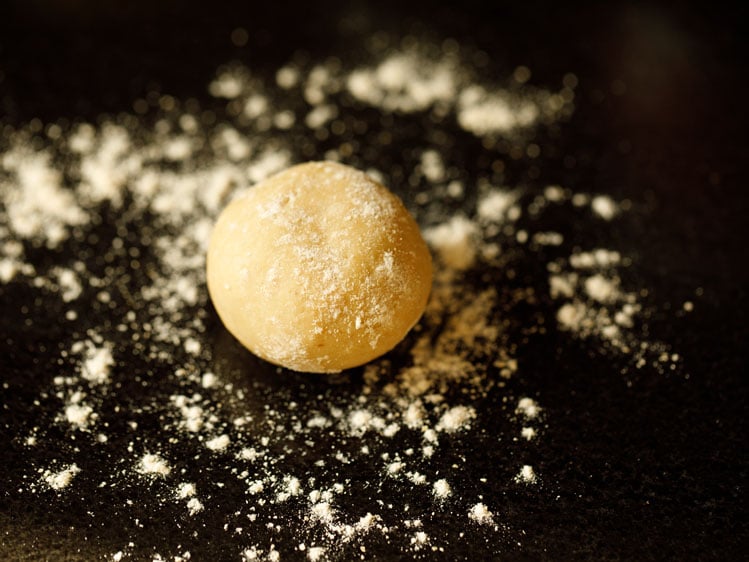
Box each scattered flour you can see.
[138,454,172,477]
[423,215,479,271]
[43,464,80,490]
[177,483,196,499]
[468,503,495,525]
[80,342,114,384]
[65,403,94,429]
[186,497,204,516]
[521,427,537,441]
[516,398,542,420]
[591,195,618,220]
[206,434,231,451]
[515,465,538,484]
[0,31,683,561]
[347,50,459,113]
[433,479,452,499]
[436,405,476,433]
[477,189,517,222]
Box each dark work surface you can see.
[1,1,748,560]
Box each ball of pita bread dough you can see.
[206,161,432,373]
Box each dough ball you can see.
[206,161,432,373]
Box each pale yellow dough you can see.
[206,161,432,373]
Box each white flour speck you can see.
[138,454,171,477]
[468,503,494,525]
[43,464,80,490]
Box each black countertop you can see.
[1,1,747,560]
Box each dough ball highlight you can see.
[206,161,433,373]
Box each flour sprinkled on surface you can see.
[43,464,80,491]
[0,32,685,561]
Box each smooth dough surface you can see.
[206,161,433,373]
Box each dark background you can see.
[1,1,747,559]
